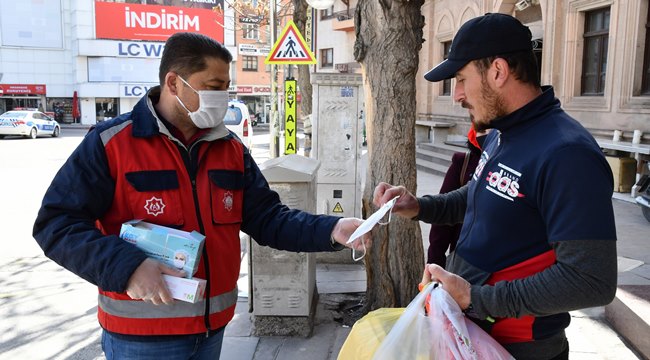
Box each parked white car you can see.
[0,110,61,139]
[224,100,253,148]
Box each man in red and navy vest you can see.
[33,32,367,359]
[374,14,617,360]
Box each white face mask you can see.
[176,76,229,129]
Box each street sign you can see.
[265,20,316,65]
[284,79,298,154]
[305,9,314,51]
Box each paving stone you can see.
[221,337,259,360]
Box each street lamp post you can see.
[269,0,280,158]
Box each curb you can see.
[61,124,93,130]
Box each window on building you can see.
[642,7,650,94]
[441,41,452,96]
[581,7,610,96]
[0,0,63,48]
[320,48,334,68]
[243,56,258,71]
[320,7,334,20]
[96,98,119,123]
[243,24,259,40]
[47,98,74,123]
[264,25,271,42]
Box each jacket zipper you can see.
[470,132,503,230]
[180,142,212,336]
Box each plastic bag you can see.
[372,284,436,360]
[428,287,514,360]
[337,308,405,360]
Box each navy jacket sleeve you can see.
[417,185,468,225]
[239,148,341,252]
[32,129,148,292]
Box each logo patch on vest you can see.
[144,196,166,216]
[223,191,234,211]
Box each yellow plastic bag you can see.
[337,307,405,360]
[372,284,436,360]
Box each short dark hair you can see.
[474,50,540,88]
[158,32,233,86]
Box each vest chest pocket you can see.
[124,170,184,226]
[208,170,244,224]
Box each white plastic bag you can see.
[372,283,435,360]
[428,287,514,360]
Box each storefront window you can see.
[96,98,120,122]
[0,98,42,114]
[47,98,74,123]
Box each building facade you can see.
[313,1,359,74]
[0,0,236,125]
[417,0,650,143]
[231,12,275,123]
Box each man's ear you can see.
[491,58,510,87]
[165,72,179,96]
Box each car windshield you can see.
[224,107,242,126]
[0,111,28,119]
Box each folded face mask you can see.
[347,196,399,261]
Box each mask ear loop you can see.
[351,197,397,261]
[352,237,367,261]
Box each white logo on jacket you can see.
[223,191,234,212]
[144,196,166,216]
[484,163,525,202]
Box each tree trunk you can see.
[291,0,313,118]
[354,0,425,309]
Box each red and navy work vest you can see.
[96,119,244,335]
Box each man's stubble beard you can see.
[472,76,507,132]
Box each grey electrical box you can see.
[311,73,365,264]
[253,155,319,319]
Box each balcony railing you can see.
[331,8,355,31]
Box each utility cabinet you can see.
[311,73,365,264]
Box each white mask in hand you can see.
[176,76,229,129]
[346,196,400,261]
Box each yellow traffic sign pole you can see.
[284,79,297,154]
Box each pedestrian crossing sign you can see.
[265,20,316,65]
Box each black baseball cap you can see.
[424,13,533,82]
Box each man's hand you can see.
[372,182,420,219]
[331,217,372,250]
[125,258,186,305]
[422,263,471,310]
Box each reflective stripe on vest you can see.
[98,288,238,319]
